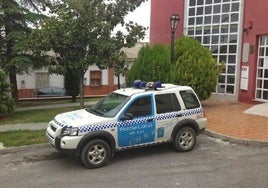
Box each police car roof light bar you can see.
[133,80,147,88]
[139,81,147,88]
[146,81,163,90]
[133,80,142,88]
[153,82,162,88]
[133,80,162,90]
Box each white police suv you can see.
[46,81,207,168]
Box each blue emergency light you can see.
[133,80,162,90]
[153,82,162,88]
[133,80,142,88]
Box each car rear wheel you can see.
[81,139,111,169]
[173,127,196,152]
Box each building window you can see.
[90,70,102,87]
[256,35,268,101]
[185,0,241,96]
[35,72,49,89]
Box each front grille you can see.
[51,124,57,132]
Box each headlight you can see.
[61,127,79,136]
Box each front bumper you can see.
[46,121,82,155]
[54,135,80,156]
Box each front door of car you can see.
[117,95,155,147]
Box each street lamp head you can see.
[170,14,180,64]
[170,14,180,32]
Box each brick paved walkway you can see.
[203,100,268,142]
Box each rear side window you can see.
[180,90,200,109]
[155,93,181,114]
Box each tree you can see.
[29,0,147,108]
[173,36,224,100]
[126,44,176,86]
[113,51,129,89]
[0,69,15,116]
[0,0,47,103]
[64,67,80,102]
[126,36,223,100]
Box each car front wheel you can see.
[173,127,196,152]
[81,139,111,169]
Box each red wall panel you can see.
[150,0,184,45]
[239,0,268,103]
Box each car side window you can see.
[53,88,64,95]
[125,96,152,117]
[155,93,181,114]
[39,88,52,95]
[180,90,200,109]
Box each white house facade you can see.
[17,42,147,99]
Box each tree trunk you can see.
[79,73,85,109]
[9,66,19,104]
[5,15,18,104]
[117,75,120,89]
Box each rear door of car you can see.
[154,93,182,142]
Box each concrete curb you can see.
[0,143,50,154]
[204,130,268,147]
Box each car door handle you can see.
[147,118,154,122]
[176,114,182,117]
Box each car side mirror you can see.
[120,113,134,121]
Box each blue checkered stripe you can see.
[79,122,118,133]
[156,112,180,120]
[78,116,155,133]
[156,108,204,121]
[182,107,204,116]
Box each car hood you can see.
[54,109,112,128]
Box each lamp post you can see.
[170,14,180,64]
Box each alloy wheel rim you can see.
[178,131,193,149]
[88,144,106,165]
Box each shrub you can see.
[174,36,224,100]
[126,44,176,86]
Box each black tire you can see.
[80,139,111,169]
[173,127,196,152]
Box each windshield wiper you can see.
[87,108,104,116]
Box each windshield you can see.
[87,92,129,117]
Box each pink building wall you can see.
[150,0,184,45]
[239,0,268,103]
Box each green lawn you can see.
[0,107,80,125]
[0,130,47,147]
[16,97,100,107]
[1,97,100,125]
